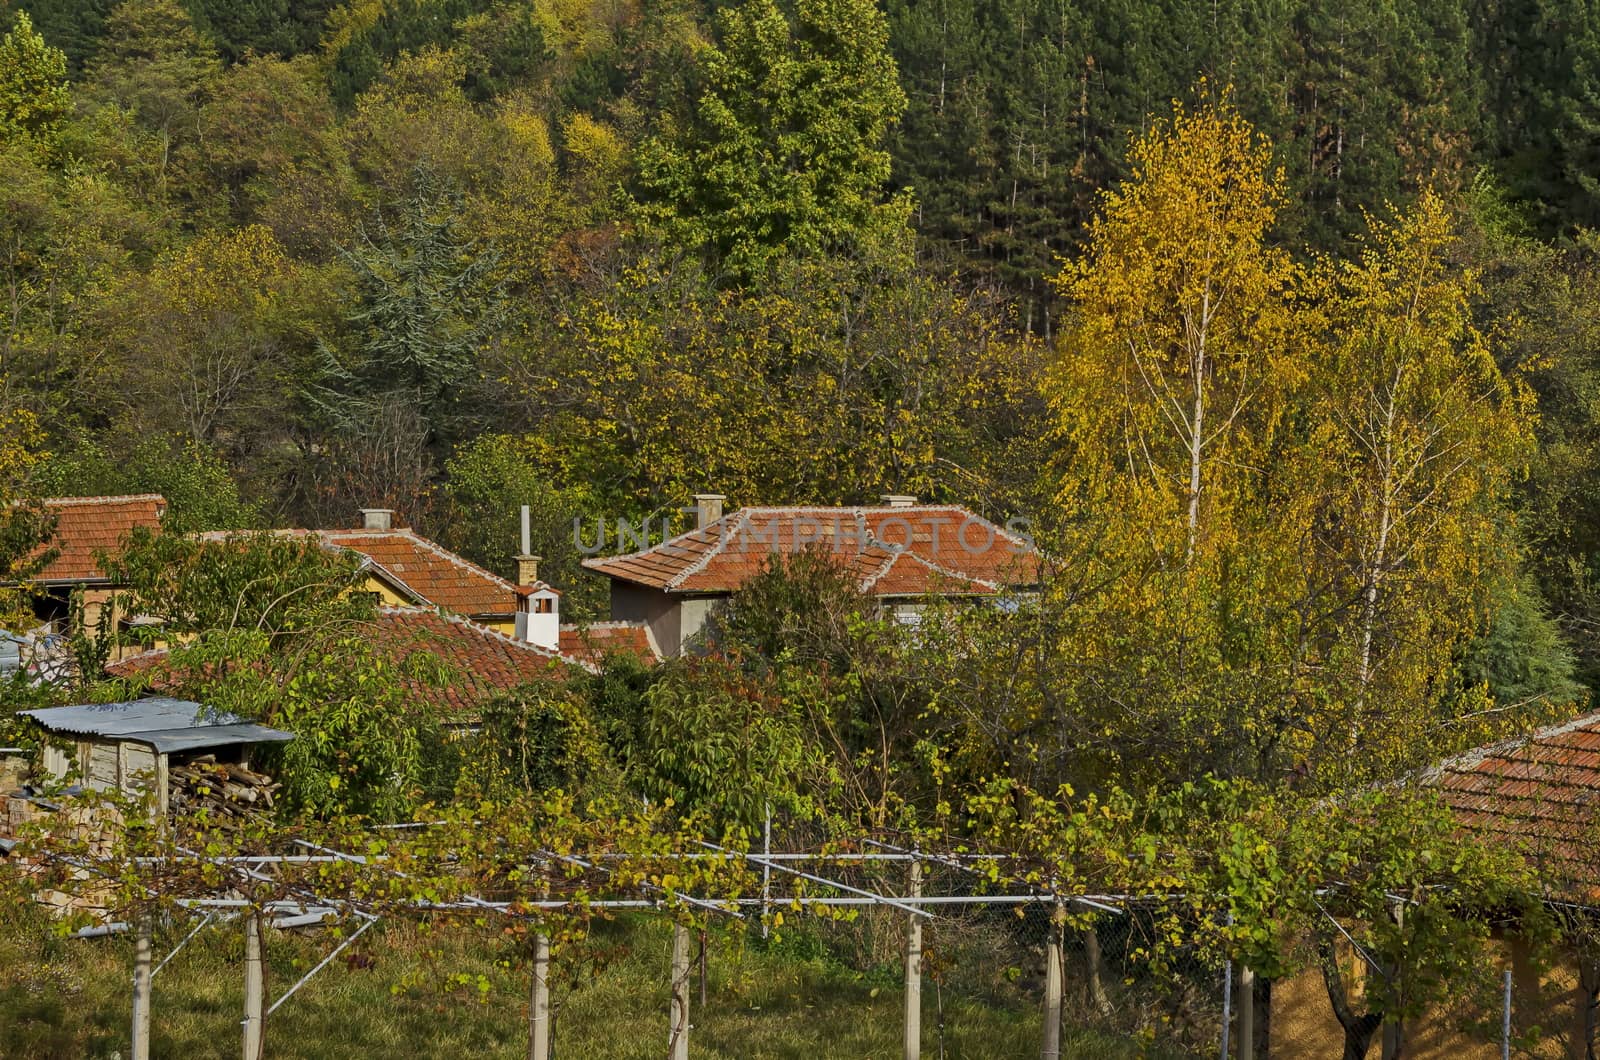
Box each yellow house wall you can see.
[364,575,410,607]
[360,574,516,634]
[1268,934,1585,1059]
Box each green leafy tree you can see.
[629,654,820,833]
[103,526,372,644]
[0,11,72,149]
[438,433,603,619]
[31,437,259,533]
[634,0,911,280]
[87,0,220,187]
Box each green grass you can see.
[0,913,1159,1059]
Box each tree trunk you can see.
[1084,921,1113,1017]
[1186,287,1210,562]
[1581,956,1599,1060]
[1319,932,1382,1060]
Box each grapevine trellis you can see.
[12,814,1183,1060]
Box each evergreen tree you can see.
[5,0,118,73]
[307,168,502,513]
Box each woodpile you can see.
[169,756,279,823]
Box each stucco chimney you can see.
[879,494,918,508]
[359,508,395,531]
[693,494,726,529]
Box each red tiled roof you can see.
[30,495,166,584]
[196,528,522,618]
[559,621,661,666]
[1429,712,1600,893]
[368,607,583,713]
[581,505,1040,597]
[107,607,589,716]
[321,531,522,617]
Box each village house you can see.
[5,497,655,681]
[0,494,169,676]
[199,507,564,650]
[581,493,1043,658]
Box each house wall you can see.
[607,584,729,657]
[677,596,723,653]
[610,582,682,656]
[1268,933,1586,1058]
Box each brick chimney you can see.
[879,494,917,508]
[515,554,541,586]
[693,493,726,529]
[359,508,395,531]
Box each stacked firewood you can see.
[168,756,279,822]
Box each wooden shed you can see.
[20,698,293,816]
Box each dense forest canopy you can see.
[1,0,1599,713]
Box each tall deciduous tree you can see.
[1050,89,1298,563]
[1308,191,1539,762]
[87,0,219,187]
[0,11,71,149]
[634,0,910,280]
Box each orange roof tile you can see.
[582,505,1040,597]
[28,495,166,584]
[559,621,661,666]
[320,531,522,618]
[107,607,589,716]
[195,527,523,618]
[1429,712,1600,895]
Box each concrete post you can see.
[670,922,692,1060]
[1043,901,1063,1060]
[242,913,264,1060]
[905,859,923,1060]
[528,931,551,1060]
[131,916,152,1060]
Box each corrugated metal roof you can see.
[125,724,293,754]
[19,698,293,753]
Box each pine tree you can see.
[308,167,503,499]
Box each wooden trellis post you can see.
[905,858,923,1060]
[131,916,152,1060]
[670,922,692,1060]
[242,912,264,1060]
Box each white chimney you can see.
[513,503,559,649]
[359,508,395,531]
[516,585,560,651]
[879,494,917,508]
[693,493,726,529]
